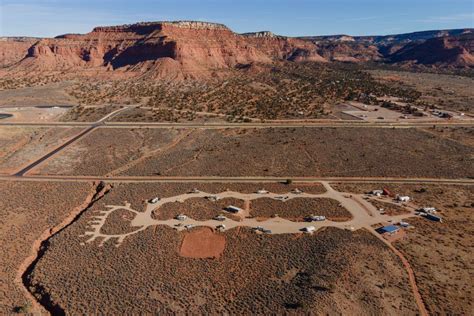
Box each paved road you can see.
[11,107,130,176]
[1,174,473,184]
[13,126,97,176]
[1,120,473,128]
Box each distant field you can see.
[0,81,76,107]
[370,70,474,114]
[33,127,474,178]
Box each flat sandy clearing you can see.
[179,227,226,259]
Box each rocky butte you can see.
[0,21,473,80]
[5,21,324,80]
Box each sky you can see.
[0,0,473,38]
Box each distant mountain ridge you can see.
[0,22,472,80]
[299,28,473,44]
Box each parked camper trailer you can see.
[226,205,243,213]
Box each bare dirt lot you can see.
[369,199,410,216]
[0,181,91,314]
[332,183,474,315]
[179,227,226,259]
[0,126,83,174]
[34,127,473,178]
[0,106,70,122]
[250,197,351,221]
[29,217,418,314]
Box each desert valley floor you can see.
[0,22,473,314]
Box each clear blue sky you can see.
[1,0,473,37]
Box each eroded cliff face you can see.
[0,38,38,68]
[3,22,472,80]
[9,21,325,79]
[389,33,474,67]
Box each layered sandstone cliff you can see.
[0,37,38,67]
[389,33,474,67]
[3,22,473,80]
[10,21,325,79]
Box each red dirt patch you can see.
[179,227,226,259]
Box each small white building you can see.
[302,226,316,233]
[226,205,243,213]
[175,214,188,221]
[396,195,410,203]
[370,190,384,197]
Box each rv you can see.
[302,226,316,233]
[150,197,160,204]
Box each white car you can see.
[175,214,188,221]
[213,215,226,221]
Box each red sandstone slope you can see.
[0,38,38,67]
[10,21,325,79]
[389,33,474,67]
[316,42,382,62]
[4,22,472,80]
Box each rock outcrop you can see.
[10,21,325,79]
[389,33,474,67]
[0,37,38,68]
[2,22,473,80]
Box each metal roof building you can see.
[376,225,400,234]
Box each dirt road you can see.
[10,107,131,176]
[82,182,417,245]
